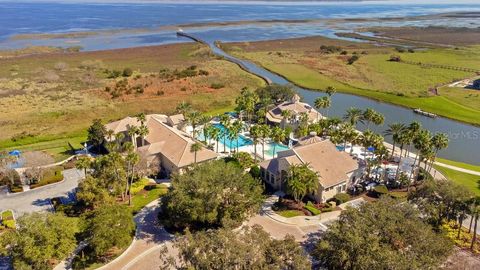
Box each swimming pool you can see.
[199,123,253,149]
[266,143,290,157]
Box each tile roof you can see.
[108,114,218,169]
[291,140,359,188]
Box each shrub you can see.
[333,193,350,205]
[340,50,348,55]
[3,219,15,229]
[130,178,151,195]
[122,68,133,77]
[347,55,359,65]
[373,184,389,197]
[30,167,63,189]
[2,210,13,220]
[389,55,401,62]
[10,186,23,193]
[156,90,165,96]
[198,69,209,76]
[395,47,406,53]
[305,201,321,215]
[320,45,342,54]
[389,191,408,200]
[321,206,333,213]
[408,48,415,53]
[232,152,255,170]
[249,166,261,178]
[107,70,122,79]
[210,83,225,89]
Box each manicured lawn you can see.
[276,210,304,218]
[436,158,480,173]
[259,62,480,126]
[228,38,480,126]
[1,210,13,220]
[0,132,86,162]
[129,184,168,214]
[434,165,480,195]
[1,210,15,229]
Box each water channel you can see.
[188,35,480,165]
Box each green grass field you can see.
[129,184,168,214]
[225,38,480,126]
[276,210,304,218]
[436,158,480,173]
[434,165,480,195]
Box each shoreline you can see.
[217,40,480,128]
[5,11,478,42]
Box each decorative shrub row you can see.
[30,168,64,189]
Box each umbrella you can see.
[367,146,375,152]
[8,150,21,156]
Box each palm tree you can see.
[372,112,385,130]
[219,114,230,153]
[287,163,319,203]
[126,125,138,149]
[190,142,203,165]
[405,121,422,157]
[136,113,146,125]
[281,109,292,128]
[228,121,242,154]
[259,124,271,160]
[314,96,330,119]
[235,88,259,125]
[75,156,91,176]
[270,126,286,158]
[361,130,384,176]
[125,151,140,205]
[343,107,364,128]
[114,132,125,152]
[176,101,192,115]
[250,125,262,163]
[384,123,406,159]
[211,127,221,153]
[136,124,149,147]
[409,129,432,183]
[429,133,449,173]
[185,110,202,138]
[326,86,336,97]
[260,96,272,124]
[106,129,115,142]
[362,108,376,130]
[470,197,480,251]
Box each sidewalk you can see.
[97,199,173,270]
[434,162,480,176]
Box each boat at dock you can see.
[413,108,437,118]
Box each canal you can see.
[189,36,480,165]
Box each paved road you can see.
[98,199,173,270]
[0,169,84,214]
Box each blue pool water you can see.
[266,143,290,157]
[199,123,253,149]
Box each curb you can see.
[5,169,82,197]
[95,199,171,270]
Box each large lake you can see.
[1,1,480,164]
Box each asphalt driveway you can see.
[0,169,84,215]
